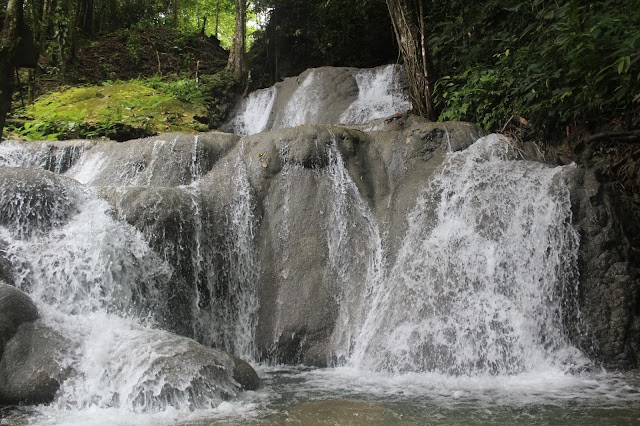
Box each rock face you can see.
[2,112,640,372]
[224,65,410,136]
[566,167,640,368]
[244,120,482,365]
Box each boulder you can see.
[0,282,38,360]
[0,167,82,237]
[68,327,259,411]
[0,321,70,405]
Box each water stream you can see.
[1,65,640,425]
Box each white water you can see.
[228,87,277,136]
[189,143,259,359]
[348,135,586,375]
[0,141,260,424]
[272,70,325,130]
[321,138,385,362]
[228,65,411,135]
[2,129,640,424]
[339,64,411,124]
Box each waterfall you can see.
[227,65,410,135]
[272,70,324,129]
[349,135,586,374]
[0,137,259,414]
[339,64,411,124]
[190,143,259,360]
[228,87,277,136]
[322,139,385,362]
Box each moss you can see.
[15,81,209,141]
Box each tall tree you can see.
[226,0,247,81]
[386,0,436,120]
[0,0,23,141]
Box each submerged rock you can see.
[264,399,402,425]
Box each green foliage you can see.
[13,81,209,140]
[431,0,640,134]
[144,77,209,105]
[198,70,241,127]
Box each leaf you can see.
[616,55,631,74]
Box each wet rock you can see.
[250,121,482,366]
[0,167,82,237]
[232,357,260,391]
[0,240,13,285]
[566,167,640,368]
[0,282,38,360]
[80,328,260,410]
[0,322,70,405]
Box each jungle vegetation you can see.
[0,0,637,143]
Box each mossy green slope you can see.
[16,81,209,141]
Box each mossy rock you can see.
[16,81,209,141]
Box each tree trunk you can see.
[0,0,23,141]
[226,0,247,82]
[386,0,436,121]
[173,0,179,28]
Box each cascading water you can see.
[2,66,640,424]
[227,64,411,135]
[339,64,411,124]
[321,138,385,362]
[228,87,277,136]
[272,70,324,129]
[348,135,586,374]
[0,139,261,423]
[189,143,259,360]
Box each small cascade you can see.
[339,64,411,124]
[349,135,585,374]
[229,87,277,135]
[272,70,324,129]
[321,139,385,362]
[0,138,258,415]
[227,146,260,359]
[0,180,232,411]
[64,133,211,187]
[190,144,259,360]
[0,140,90,173]
[226,65,410,135]
[5,193,171,317]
